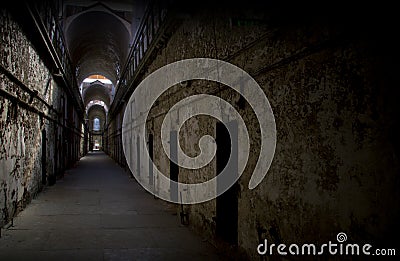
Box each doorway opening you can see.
[216,120,238,245]
[170,130,178,202]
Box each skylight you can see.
[83,74,112,84]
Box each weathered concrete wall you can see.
[105,106,126,168]
[0,9,75,226]
[122,6,399,259]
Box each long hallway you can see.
[0,152,220,260]
[1,1,399,259]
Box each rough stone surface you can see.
[0,9,81,227]
[113,7,399,259]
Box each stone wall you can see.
[123,5,399,259]
[0,9,81,227]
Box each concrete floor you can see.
[0,152,221,261]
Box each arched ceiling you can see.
[82,82,112,108]
[88,104,107,118]
[87,104,107,130]
[65,6,131,85]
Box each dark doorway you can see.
[216,120,238,245]
[170,130,178,202]
[49,127,57,186]
[136,136,141,177]
[148,134,154,188]
[41,129,47,185]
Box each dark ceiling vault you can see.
[87,103,107,130]
[63,1,132,115]
[82,82,112,108]
[65,8,131,85]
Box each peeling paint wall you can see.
[117,6,399,259]
[0,9,79,227]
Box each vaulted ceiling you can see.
[64,3,132,85]
[63,1,134,121]
[87,103,107,130]
[82,81,112,108]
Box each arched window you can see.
[93,118,100,131]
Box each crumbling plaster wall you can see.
[0,10,62,226]
[131,7,399,259]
